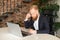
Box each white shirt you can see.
[33,15,40,30]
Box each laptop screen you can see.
[7,22,23,37]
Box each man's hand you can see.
[28,29,37,35]
[26,13,31,19]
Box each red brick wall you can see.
[0,0,36,27]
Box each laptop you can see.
[7,22,23,37]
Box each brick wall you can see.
[0,0,36,27]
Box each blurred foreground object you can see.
[22,34,60,40]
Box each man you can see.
[24,5,50,34]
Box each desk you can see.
[0,27,60,40]
[22,34,60,40]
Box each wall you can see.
[55,0,60,22]
[0,0,36,27]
